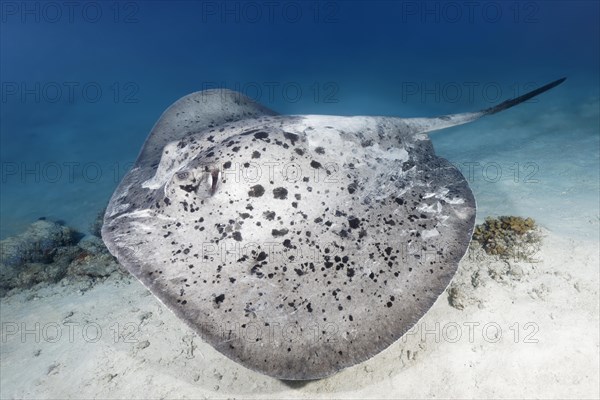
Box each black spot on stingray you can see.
[394,197,405,205]
[347,182,358,194]
[215,294,225,304]
[232,232,242,241]
[307,303,313,312]
[252,151,261,159]
[229,277,236,283]
[248,185,265,197]
[283,131,299,145]
[315,147,325,154]
[348,217,360,229]
[179,184,198,193]
[256,251,268,262]
[310,160,322,169]
[263,211,276,220]
[223,161,232,169]
[271,228,289,237]
[250,265,264,278]
[254,131,269,140]
[294,148,304,156]
[273,187,288,199]
[294,268,304,276]
[347,268,355,277]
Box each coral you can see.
[0,219,125,297]
[471,216,542,261]
[0,220,79,293]
[447,224,538,311]
[447,285,469,310]
[0,219,77,267]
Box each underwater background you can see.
[1,0,599,240]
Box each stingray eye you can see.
[176,171,190,181]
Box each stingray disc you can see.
[102,80,564,380]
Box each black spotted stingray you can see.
[102,78,565,380]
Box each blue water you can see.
[1,1,598,239]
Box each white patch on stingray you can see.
[297,115,411,163]
[424,188,464,205]
[442,195,465,205]
[368,143,409,162]
[107,202,131,217]
[421,228,440,239]
[417,202,442,214]
[113,209,173,222]
[453,208,472,220]
[296,114,373,133]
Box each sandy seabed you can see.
[1,229,598,399]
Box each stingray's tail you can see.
[481,77,566,115]
[409,77,566,134]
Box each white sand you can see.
[1,229,598,399]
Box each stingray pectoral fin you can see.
[410,77,566,134]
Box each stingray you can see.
[102,77,564,380]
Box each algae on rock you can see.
[471,216,542,262]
